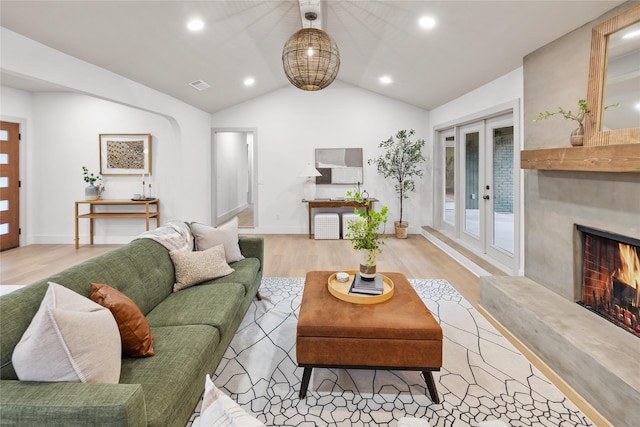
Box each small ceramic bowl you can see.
[336,272,349,282]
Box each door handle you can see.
[483,195,490,200]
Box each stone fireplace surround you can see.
[480,275,639,427]
[480,168,640,426]
[482,100,640,426]
[478,3,640,426]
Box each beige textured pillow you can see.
[191,217,245,263]
[12,282,121,384]
[170,244,234,292]
[199,374,266,427]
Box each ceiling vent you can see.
[189,80,210,91]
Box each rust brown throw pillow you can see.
[90,283,155,357]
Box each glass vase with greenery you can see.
[82,166,104,199]
[534,99,617,146]
[345,191,389,278]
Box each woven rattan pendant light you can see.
[282,11,340,91]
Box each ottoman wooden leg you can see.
[299,367,313,398]
[423,371,440,404]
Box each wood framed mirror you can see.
[585,4,640,146]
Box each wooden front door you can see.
[0,121,20,250]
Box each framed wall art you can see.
[315,148,363,185]
[99,133,151,175]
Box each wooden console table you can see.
[75,199,160,249]
[303,198,377,239]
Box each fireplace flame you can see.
[613,243,640,290]
[613,243,640,308]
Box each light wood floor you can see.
[0,234,481,306]
[237,207,254,228]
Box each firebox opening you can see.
[577,225,640,338]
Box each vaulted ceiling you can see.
[0,1,626,113]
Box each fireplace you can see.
[577,225,640,338]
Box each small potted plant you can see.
[82,166,104,200]
[368,129,426,239]
[344,191,389,280]
[534,99,617,146]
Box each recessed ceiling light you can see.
[187,18,204,32]
[419,16,437,30]
[379,75,392,85]
[244,77,255,87]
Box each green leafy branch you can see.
[82,166,102,184]
[344,191,388,259]
[533,99,618,126]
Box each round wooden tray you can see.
[327,271,394,304]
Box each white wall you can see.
[35,93,180,242]
[211,80,430,234]
[429,68,524,131]
[1,27,212,244]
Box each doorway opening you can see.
[212,129,257,228]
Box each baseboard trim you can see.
[420,229,492,277]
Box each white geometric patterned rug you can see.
[188,277,593,427]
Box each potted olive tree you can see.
[344,191,388,279]
[368,129,426,239]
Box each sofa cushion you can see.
[119,325,220,427]
[170,244,234,292]
[16,239,175,316]
[90,283,155,357]
[146,282,245,336]
[12,282,121,384]
[191,218,245,263]
[211,258,261,296]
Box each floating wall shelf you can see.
[520,144,640,172]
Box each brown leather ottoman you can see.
[296,271,443,402]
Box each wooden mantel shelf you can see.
[520,144,640,172]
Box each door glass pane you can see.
[444,137,455,225]
[493,126,514,253]
[465,132,480,237]
[0,154,7,164]
[0,177,7,188]
[0,200,7,211]
[0,223,8,235]
[0,130,7,141]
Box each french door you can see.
[437,110,519,272]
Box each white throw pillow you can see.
[12,282,121,384]
[191,217,245,263]
[170,244,234,292]
[199,374,265,427]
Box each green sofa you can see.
[0,235,264,427]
